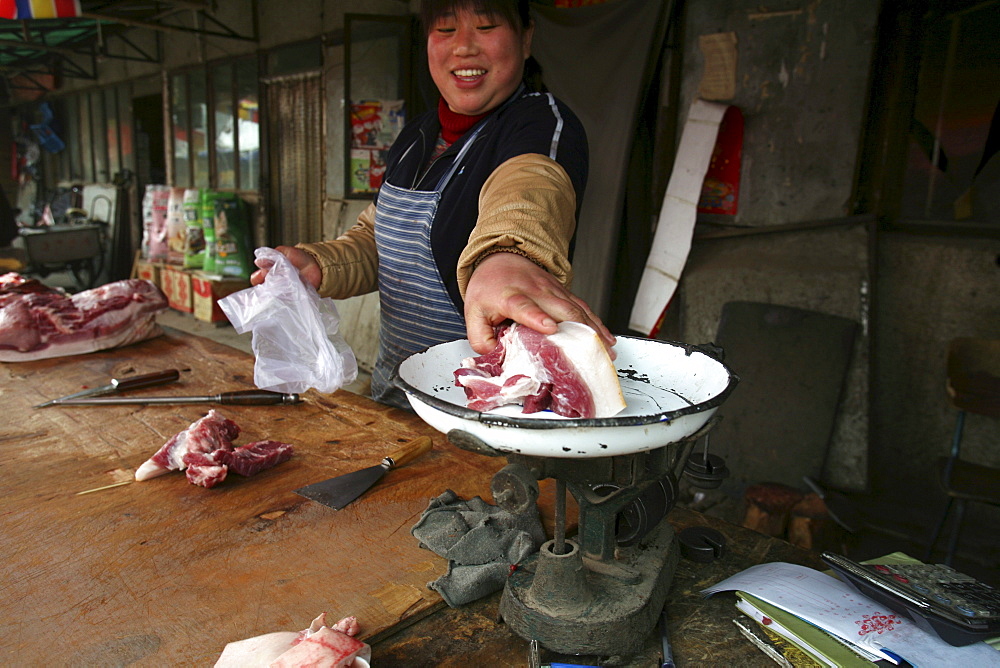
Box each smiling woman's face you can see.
[427,7,533,116]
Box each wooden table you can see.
[0,327,822,666]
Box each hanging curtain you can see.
[531,0,672,321]
[262,72,324,247]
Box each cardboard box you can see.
[161,266,193,313]
[192,273,248,323]
[134,259,163,288]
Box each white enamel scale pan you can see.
[393,336,738,459]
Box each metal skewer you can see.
[55,390,302,406]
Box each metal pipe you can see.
[554,478,566,555]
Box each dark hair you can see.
[419,0,546,92]
[420,0,531,36]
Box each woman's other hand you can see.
[250,245,322,289]
[464,252,616,356]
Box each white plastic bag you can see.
[219,247,358,394]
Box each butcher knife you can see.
[35,369,181,408]
[53,390,302,406]
[294,436,433,510]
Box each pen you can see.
[660,608,675,668]
[529,639,541,668]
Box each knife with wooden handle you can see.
[294,436,433,510]
[35,369,181,408]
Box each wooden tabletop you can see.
[0,326,823,666]
[0,327,506,665]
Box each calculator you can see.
[820,551,1000,647]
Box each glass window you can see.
[171,73,190,186]
[213,63,235,189]
[237,59,260,191]
[895,2,1000,229]
[166,58,259,192]
[345,15,412,197]
[190,70,209,187]
[105,87,120,179]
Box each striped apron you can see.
[370,120,489,408]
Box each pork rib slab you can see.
[0,275,168,362]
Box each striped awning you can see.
[0,0,82,19]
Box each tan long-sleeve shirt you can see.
[297,153,577,302]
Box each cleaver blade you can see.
[294,436,432,510]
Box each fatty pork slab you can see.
[455,321,626,419]
[0,273,168,362]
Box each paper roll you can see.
[628,99,732,336]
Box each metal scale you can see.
[395,337,738,657]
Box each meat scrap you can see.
[455,321,626,419]
[0,273,168,362]
[134,410,293,488]
[215,440,295,477]
[271,612,368,668]
[214,612,371,668]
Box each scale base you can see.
[499,520,679,657]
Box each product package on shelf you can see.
[211,194,253,280]
[141,185,170,262]
[165,187,187,265]
[183,188,206,270]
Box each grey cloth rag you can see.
[411,489,547,607]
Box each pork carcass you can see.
[214,612,371,668]
[0,273,168,362]
[134,411,295,488]
[455,321,626,418]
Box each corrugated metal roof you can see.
[1,0,256,102]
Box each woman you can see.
[252,0,614,408]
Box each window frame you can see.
[861,0,1000,238]
[167,55,261,193]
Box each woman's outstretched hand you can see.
[464,251,616,356]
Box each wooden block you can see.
[788,493,846,553]
[742,482,804,537]
[192,272,248,323]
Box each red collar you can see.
[438,98,488,144]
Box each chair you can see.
[924,337,1000,566]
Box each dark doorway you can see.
[133,93,165,194]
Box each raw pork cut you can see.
[215,440,295,477]
[134,410,294,488]
[0,273,168,362]
[455,321,626,418]
[214,612,371,668]
[135,410,240,481]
